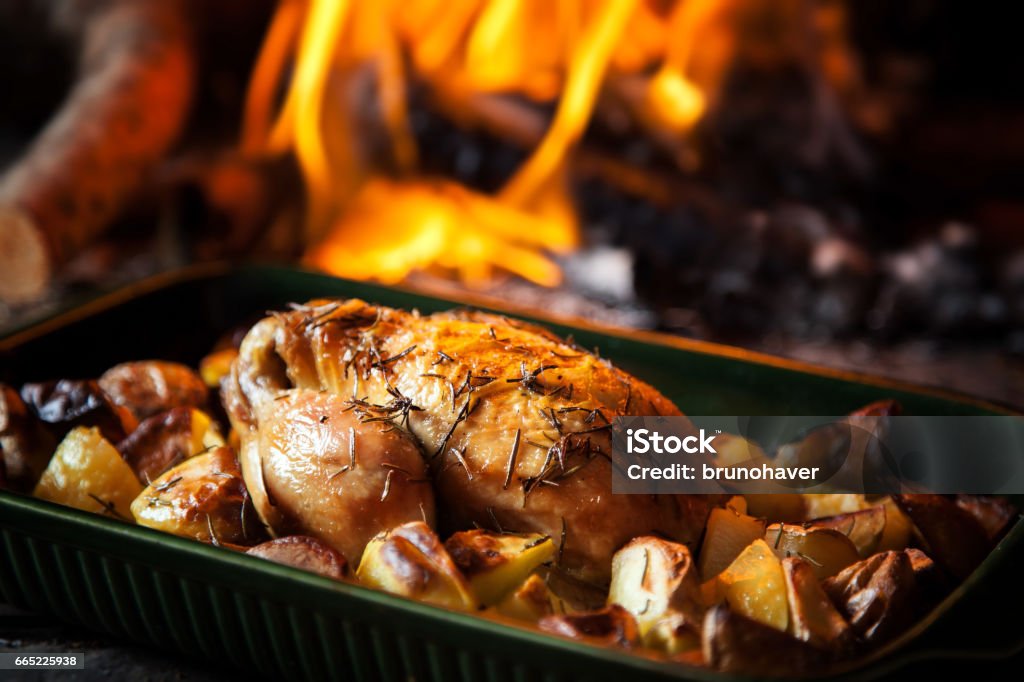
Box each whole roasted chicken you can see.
[224,299,714,582]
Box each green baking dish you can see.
[1,263,1021,680]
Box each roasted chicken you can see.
[224,299,715,581]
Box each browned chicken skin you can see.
[225,299,715,582]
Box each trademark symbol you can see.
[715,429,722,434]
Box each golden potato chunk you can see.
[764,523,860,580]
[445,530,555,606]
[803,494,868,520]
[876,497,914,552]
[199,348,239,388]
[357,521,477,610]
[131,446,257,545]
[34,427,142,520]
[708,539,788,632]
[609,536,704,637]
[782,557,854,653]
[698,507,767,580]
[806,506,886,558]
[493,573,565,623]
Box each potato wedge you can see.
[246,536,348,580]
[892,494,989,579]
[21,379,137,444]
[131,446,258,545]
[764,523,860,580]
[357,521,477,610]
[876,497,914,552]
[537,566,607,612]
[745,494,805,523]
[117,407,225,484]
[644,612,701,656]
[33,426,142,520]
[609,536,704,637]
[538,604,640,649]
[803,494,868,520]
[782,557,854,653]
[708,539,788,632]
[199,348,239,388]
[445,530,555,606]
[724,495,747,515]
[99,360,208,421]
[493,573,565,623]
[702,604,833,676]
[806,506,886,558]
[954,495,1017,543]
[821,550,916,644]
[698,508,767,580]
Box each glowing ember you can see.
[242,0,719,286]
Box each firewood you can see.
[0,0,195,303]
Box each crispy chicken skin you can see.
[225,299,714,582]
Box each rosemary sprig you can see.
[503,428,522,489]
[87,493,126,520]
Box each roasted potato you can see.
[131,446,259,545]
[199,348,239,388]
[445,530,555,606]
[705,539,788,632]
[803,494,869,521]
[892,494,989,579]
[609,536,704,639]
[644,612,701,656]
[698,507,767,580]
[821,550,917,645]
[954,495,1017,543]
[764,523,860,580]
[0,382,56,490]
[493,573,566,623]
[538,604,640,649]
[702,604,833,676]
[782,557,854,653]
[33,426,142,519]
[98,360,208,421]
[724,495,747,515]
[357,521,477,610]
[806,506,886,558]
[876,497,914,552]
[536,566,608,612]
[117,407,225,484]
[21,379,137,444]
[246,536,348,580]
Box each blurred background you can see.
[2,0,1023,406]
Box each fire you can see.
[242,0,722,286]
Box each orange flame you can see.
[242,0,721,286]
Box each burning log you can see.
[0,0,194,303]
